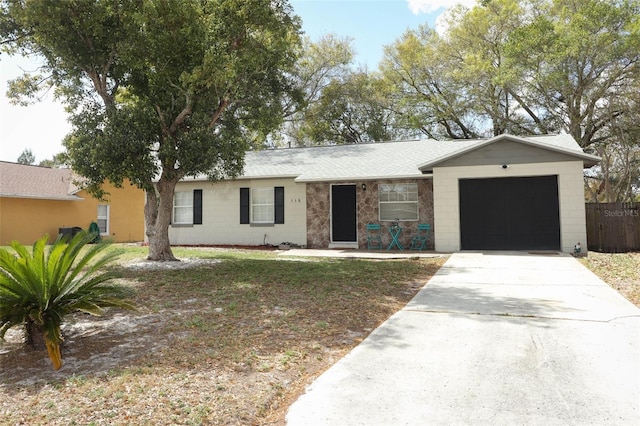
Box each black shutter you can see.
[193,189,203,225]
[274,186,284,224]
[240,187,250,224]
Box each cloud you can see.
[407,0,477,15]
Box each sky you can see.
[0,0,476,164]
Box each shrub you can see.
[0,232,135,370]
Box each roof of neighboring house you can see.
[181,133,600,183]
[0,161,83,200]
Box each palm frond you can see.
[0,232,136,369]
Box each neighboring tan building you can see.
[0,161,145,245]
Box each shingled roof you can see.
[181,133,599,183]
[0,161,82,201]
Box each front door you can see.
[331,185,357,242]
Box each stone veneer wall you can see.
[306,179,434,249]
[306,182,332,248]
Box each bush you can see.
[0,232,135,370]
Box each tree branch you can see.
[506,86,548,133]
[208,98,230,129]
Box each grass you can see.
[2,245,638,425]
[0,246,446,425]
[580,251,640,307]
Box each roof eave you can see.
[582,157,601,168]
[178,173,302,182]
[0,194,84,201]
[295,174,433,183]
[237,174,301,180]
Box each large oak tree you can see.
[380,0,640,200]
[1,0,302,260]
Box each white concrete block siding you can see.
[169,178,307,247]
[433,161,588,254]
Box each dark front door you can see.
[331,185,357,242]
[459,176,561,251]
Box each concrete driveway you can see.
[287,252,640,425]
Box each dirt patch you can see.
[124,257,224,270]
[1,310,169,386]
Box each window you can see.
[251,187,274,223]
[172,190,203,225]
[97,204,109,235]
[173,191,193,224]
[379,183,418,221]
[240,187,284,225]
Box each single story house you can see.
[0,161,145,245]
[169,134,599,254]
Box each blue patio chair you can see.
[409,223,431,251]
[366,223,383,250]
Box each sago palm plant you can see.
[0,232,135,370]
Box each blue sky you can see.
[292,0,439,68]
[0,0,474,163]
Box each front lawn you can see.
[580,251,640,307]
[0,247,445,425]
[4,246,636,425]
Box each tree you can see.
[504,0,640,149]
[38,151,69,168]
[506,0,640,202]
[439,0,549,137]
[380,0,554,140]
[585,90,640,202]
[298,70,407,144]
[273,34,356,147]
[2,0,302,260]
[382,0,640,144]
[16,148,35,165]
[0,232,135,370]
[279,34,413,146]
[380,25,483,139]
[380,0,640,200]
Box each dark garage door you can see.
[459,176,560,251]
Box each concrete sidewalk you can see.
[286,252,640,426]
[279,248,446,260]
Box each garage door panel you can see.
[459,176,560,251]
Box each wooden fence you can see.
[585,203,640,252]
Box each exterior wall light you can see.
[361,183,367,191]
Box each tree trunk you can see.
[25,320,63,370]
[25,320,47,351]
[145,177,179,261]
